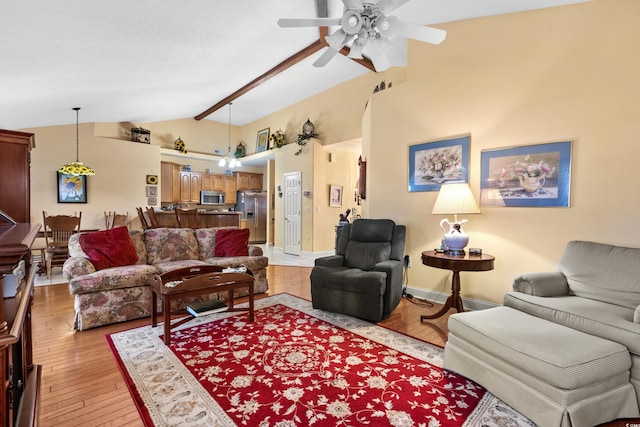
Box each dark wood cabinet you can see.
[0,223,41,427]
[0,130,35,224]
[0,129,41,427]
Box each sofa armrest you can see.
[315,255,345,267]
[248,245,263,256]
[62,257,97,280]
[634,305,640,324]
[374,260,403,282]
[374,260,402,274]
[512,272,569,296]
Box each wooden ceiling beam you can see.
[195,39,327,121]
[195,0,376,121]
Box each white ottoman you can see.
[444,306,639,427]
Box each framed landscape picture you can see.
[480,140,572,207]
[256,128,270,153]
[57,172,87,203]
[408,134,470,192]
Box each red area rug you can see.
[107,294,533,426]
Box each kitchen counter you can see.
[155,210,241,228]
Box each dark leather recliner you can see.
[310,219,406,322]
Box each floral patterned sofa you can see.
[62,227,269,330]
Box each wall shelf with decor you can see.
[160,147,274,167]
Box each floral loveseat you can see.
[63,226,268,330]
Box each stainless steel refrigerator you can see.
[236,190,267,243]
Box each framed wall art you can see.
[57,172,87,203]
[480,140,572,207]
[408,134,470,192]
[146,185,158,197]
[256,128,270,153]
[329,184,343,207]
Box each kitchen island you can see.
[154,210,241,228]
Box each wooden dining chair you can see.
[175,208,199,229]
[105,211,129,229]
[146,207,161,228]
[42,211,82,278]
[136,207,150,230]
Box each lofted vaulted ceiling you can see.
[0,0,589,130]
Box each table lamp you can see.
[432,183,480,256]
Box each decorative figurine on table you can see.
[339,208,351,224]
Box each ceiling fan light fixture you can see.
[59,107,95,176]
[341,10,363,34]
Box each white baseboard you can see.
[404,285,499,311]
[269,246,333,259]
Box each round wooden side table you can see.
[420,250,495,321]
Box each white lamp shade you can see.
[432,183,480,215]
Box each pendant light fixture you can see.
[59,107,95,176]
[218,102,241,168]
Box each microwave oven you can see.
[200,190,225,205]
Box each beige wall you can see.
[28,122,161,230]
[25,118,264,232]
[22,0,640,306]
[365,0,640,303]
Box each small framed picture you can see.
[256,128,270,153]
[57,172,87,203]
[148,197,157,206]
[329,184,343,207]
[146,174,158,185]
[146,186,158,197]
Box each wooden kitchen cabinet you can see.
[212,174,225,192]
[179,171,201,203]
[161,162,181,204]
[235,172,263,191]
[193,171,237,204]
[201,173,214,191]
[224,175,237,204]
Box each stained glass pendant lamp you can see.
[59,107,95,176]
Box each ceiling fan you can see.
[278,0,446,72]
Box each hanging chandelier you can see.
[59,107,95,176]
[218,102,241,168]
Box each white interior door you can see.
[283,171,301,256]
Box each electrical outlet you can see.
[404,254,412,268]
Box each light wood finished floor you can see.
[31,265,633,427]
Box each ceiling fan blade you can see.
[395,21,446,44]
[362,41,391,71]
[278,18,341,28]
[342,0,364,11]
[375,0,410,15]
[348,40,364,59]
[313,47,341,67]
[326,28,351,49]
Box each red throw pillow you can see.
[214,228,250,257]
[79,226,139,270]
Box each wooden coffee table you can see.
[150,265,255,345]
